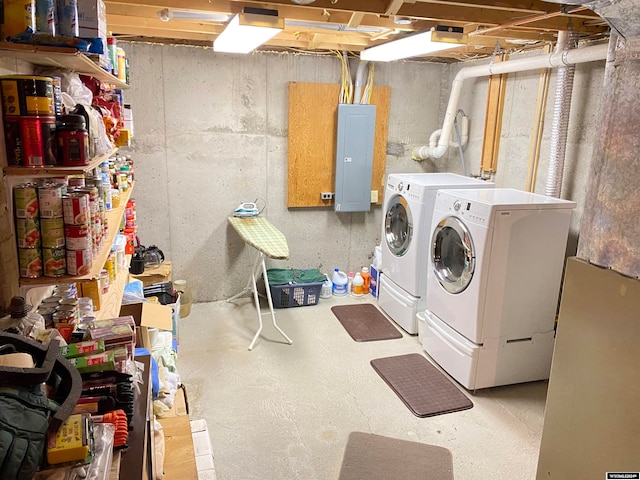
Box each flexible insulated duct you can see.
[545,31,578,198]
[412,42,608,161]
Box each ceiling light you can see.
[157,8,230,23]
[360,27,467,62]
[291,0,317,4]
[213,9,284,54]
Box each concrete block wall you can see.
[121,42,605,302]
[121,43,448,302]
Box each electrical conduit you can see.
[412,42,608,161]
[353,60,369,104]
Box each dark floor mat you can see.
[370,353,473,418]
[339,432,454,480]
[331,304,403,342]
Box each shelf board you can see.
[95,254,131,321]
[19,181,135,286]
[3,147,119,176]
[0,42,129,89]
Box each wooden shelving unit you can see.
[3,148,118,176]
[95,254,131,321]
[19,181,135,286]
[0,42,129,89]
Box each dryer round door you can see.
[431,216,475,294]
[385,195,413,257]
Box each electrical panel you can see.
[334,104,377,212]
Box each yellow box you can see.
[115,128,131,147]
[47,414,90,465]
[80,279,102,311]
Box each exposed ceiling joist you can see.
[104,0,609,62]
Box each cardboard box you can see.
[130,261,172,287]
[77,0,107,37]
[119,301,173,349]
[369,264,380,299]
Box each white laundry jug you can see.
[332,268,348,296]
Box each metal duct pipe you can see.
[412,42,608,161]
[545,31,577,197]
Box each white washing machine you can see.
[378,173,492,334]
[421,188,576,390]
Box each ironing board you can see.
[227,216,293,350]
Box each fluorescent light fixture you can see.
[360,28,467,62]
[157,9,230,22]
[213,12,284,54]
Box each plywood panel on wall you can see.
[287,82,390,208]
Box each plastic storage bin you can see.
[266,269,325,308]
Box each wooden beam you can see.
[105,1,417,31]
[480,53,508,175]
[384,0,405,16]
[348,12,365,28]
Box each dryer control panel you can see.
[435,191,491,227]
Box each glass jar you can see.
[174,279,192,318]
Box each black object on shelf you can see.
[143,282,175,305]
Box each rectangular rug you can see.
[339,432,453,480]
[331,304,403,342]
[370,353,473,417]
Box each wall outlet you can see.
[321,192,334,200]
[371,190,379,203]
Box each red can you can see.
[65,223,91,250]
[62,193,90,225]
[58,114,89,166]
[4,115,57,167]
[66,247,92,276]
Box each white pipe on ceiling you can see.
[412,42,609,161]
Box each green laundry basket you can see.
[266,268,326,308]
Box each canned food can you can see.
[2,1,36,38]
[18,247,43,278]
[37,307,56,327]
[36,0,56,35]
[42,295,62,305]
[38,183,65,218]
[43,247,67,277]
[68,176,85,188]
[50,76,62,115]
[53,310,75,325]
[13,183,39,218]
[57,0,79,37]
[16,217,41,248]
[41,217,65,248]
[56,303,78,322]
[4,116,57,167]
[62,193,90,225]
[64,223,91,250]
[66,248,92,276]
[0,76,55,116]
[53,287,75,299]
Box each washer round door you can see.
[431,216,475,294]
[385,195,413,257]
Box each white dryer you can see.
[422,188,576,390]
[378,173,492,334]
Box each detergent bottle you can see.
[352,272,364,296]
[332,268,348,296]
[360,267,370,295]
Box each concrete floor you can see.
[177,295,547,480]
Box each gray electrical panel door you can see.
[334,104,377,212]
